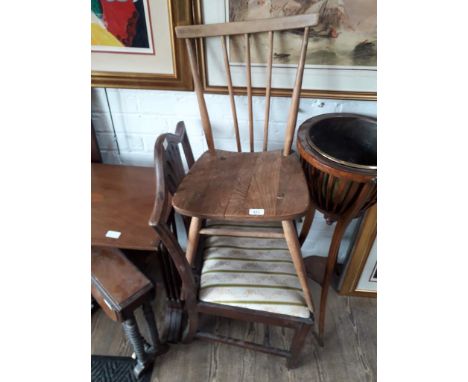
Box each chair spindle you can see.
[245,33,254,152]
[263,31,274,152]
[283,27,309,156]
[185,38,216,153]
[221,35,242,152]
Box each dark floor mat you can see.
[91,355,152,382]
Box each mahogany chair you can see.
[149,123,315,369]
[173,14,320,315]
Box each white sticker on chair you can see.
[249,209,265,216]
[103,299,113,310]
[105,230,121,239]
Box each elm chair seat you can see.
[172,150,310,221]
[199,221,311,318]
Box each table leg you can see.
[121,314,151,379]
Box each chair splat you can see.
[263,30,274,152]
[185,38,216,154]
[245,33,254,152]
[283,26,310,156]
[221,35,242,152]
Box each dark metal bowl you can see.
[302,114,377,171]
[297,113,377,222]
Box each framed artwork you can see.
[91,0,193,90]
[194,0,376,100]
[338,204,377,297]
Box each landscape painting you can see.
[228,0,376,67]
[91,0,155,54]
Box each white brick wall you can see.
[91,88,376,259]
[91,88,376,166]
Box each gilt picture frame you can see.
[339,204,377,297]
[194,0,376,100]
[91,0,193,91]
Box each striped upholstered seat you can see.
[199,221,311,318]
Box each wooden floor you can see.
[92,282,376,382]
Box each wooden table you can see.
[92,163,184,342]
[92,163,159,250]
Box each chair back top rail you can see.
[175,14,319,39]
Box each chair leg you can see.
[317,218,349,346]
[299,205,316,246]
[186,217,202,266]
[121,314,151,379]
[287,323,311,369]
[142,301,169,356]
[157,246,184,343]
[182,310,199,344]
[282,220,315,313]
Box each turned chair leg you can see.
[185,217,202,266]
[181,217,202,303]
[287,323,312,369]
[282,220,315,313]
[142,301,169,356]
[299,205,316,246]
[122,314,151,379]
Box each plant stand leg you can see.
[317,219,349,347]
[299,205,316,246]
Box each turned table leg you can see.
[121,314,151,379]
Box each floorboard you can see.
[91,281,376,382]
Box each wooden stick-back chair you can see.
[172,14,320,317]
[149,123,315,369]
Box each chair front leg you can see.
[287,323,311,369]
[282,220,315,313]
[142,301,169,356]
[186,217,202,266]
[181,309,199,344]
